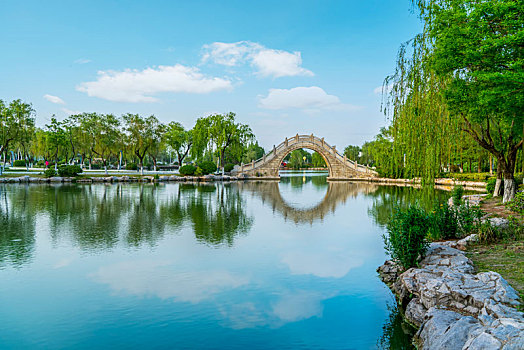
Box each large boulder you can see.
[379,242,524,349]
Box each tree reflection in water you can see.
[366,185,449,227]
[0,185,36,269]
[187,184,252,246]
[0,183,253,267]
[377,301,416,350]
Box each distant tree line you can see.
[0,101,263,175]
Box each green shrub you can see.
[224,163,235,173]
[506,192,524,214]
[195,167,203,176]
[58,165,82,177]
[154,174,160,180]
[44,168,57,178]
[198,161,217,175]
[13,160,26,167]
[451,185,464,206]
[125,163,138,170]
[486,177,497,194]
[429,203,458,240]
[476,221,502,243]
[179,164,196,176]
[450,173,491,182]
[383,206,431,270]
[455,204,483,238]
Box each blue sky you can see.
[0,0,421,150]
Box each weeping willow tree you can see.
[383,0,523,202]
[383,34,462,182]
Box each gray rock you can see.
[405,298,427,327]
[377,260,402,284]
[49,177,63,182]
[488,217,509,229]
[380,241,524,350]
[456,234,479,250]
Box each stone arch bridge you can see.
[232,134,378,179]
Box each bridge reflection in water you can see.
[237,177,380,225]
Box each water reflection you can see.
[0,178,439,348]
[240,180,379,224]
[0,183,253,263]
[377,302,416,349]
[366,185,449,227]
[0,186,35,269]
[0,181,449,265]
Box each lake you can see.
[0,171,447,349]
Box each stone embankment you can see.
[378,240,524,349]
[350,177,486,190]
[0,174,254,184]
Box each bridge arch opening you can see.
[277,147,331,175]
[232,134,377,179]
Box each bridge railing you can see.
[237,134,377,176]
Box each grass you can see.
[481,197,524,222]
[466,241,524,311]
[465,195,524,311]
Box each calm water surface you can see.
[0,172,446,349]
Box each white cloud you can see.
[373,84,393,94]
[271,292,324,322]
[62,108,81,115]
[258,86,360,112]
[75,58,91,64]
[202,41,313,78]
[77,64,233,103]
[43,94,65,105]
[90,260,249,303]
[282,251,363,278]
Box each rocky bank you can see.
[378,241,524,349]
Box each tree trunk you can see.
[502,155,517,203]
[494,163,503,197]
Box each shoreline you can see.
[0,174,487,190]
[377,239,524,349]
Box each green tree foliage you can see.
[191,112,254,167]
[44,117,67,170]
[242,142,265,163]
[165,121,192,165]
[0,100,35,172]
[0,102,259,175]
[123,114,162,174]
[145,117,166,171]
[288,150,305,169]
[384,0,523,201]
[311,152,326,167]
[89,113,121,174]
[343,145,361,161]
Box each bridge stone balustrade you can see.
[232,134,378,180]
